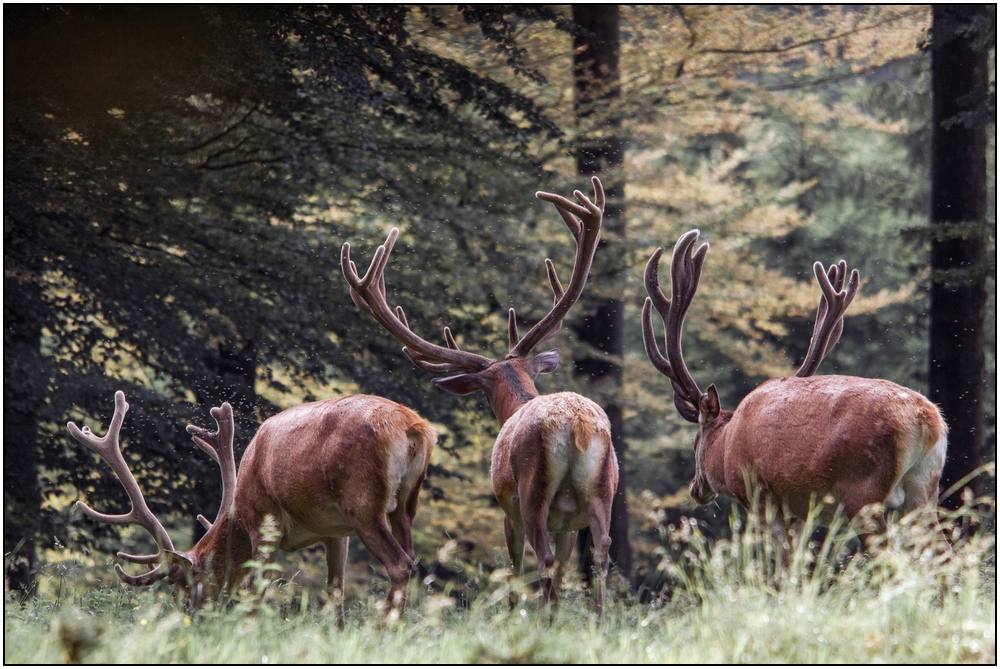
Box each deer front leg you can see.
[323,537,349,628]
[753,496,795,579]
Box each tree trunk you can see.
[929,5,991,508]
[3,273,44,600]
[571,4,633,580]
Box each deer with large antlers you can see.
[342,177,618,615]
[69,391,435,622]
[642,230,947,534]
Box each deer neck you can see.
[482,363,541,427]
[696,411,733,496]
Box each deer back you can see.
[232,395,435,548]
[696,375,947,517]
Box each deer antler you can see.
[343,178,604,373]
[186,402,237,531]
[341,228,496,374]
[507,176,604,358]
[642,230,710,424]
[68,391,174,585]
[795,260,860,377]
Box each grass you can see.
[5,501,995,664]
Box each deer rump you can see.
[236,395,435,552]
[706,375,947,521]
[490,392,617,534]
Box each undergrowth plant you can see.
[4,498,995,664]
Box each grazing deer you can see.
[642,230,947,535]
[341,177,618,615]
[69,391,435,622]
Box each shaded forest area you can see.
[4,5,996,599]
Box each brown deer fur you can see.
[204,396,435,610]
[70,392,435,622]
[342,178,618,615]
[690,376,947,529]
[436,356,618,612]
[643,230,948,534]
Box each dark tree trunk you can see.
[929,6,992,508]
[571,4,633,580]
[3,273,44,600]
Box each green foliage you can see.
[4,5,566,557]
[4,5,995,598]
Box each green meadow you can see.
[6,503,994,665]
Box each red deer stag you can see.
[341,177,618,615]
[642,230,947,535]
[69,391,435,622]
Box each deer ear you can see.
[164,549,194,569]
[699,385,721,424]
[529,349,560,376]
[433,373,484,396]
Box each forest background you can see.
[4,5,996,604]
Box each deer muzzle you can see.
[689,477,717,505]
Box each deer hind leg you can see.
[504,514,526,610]
[836,466,895,529]
[388,471,425,562]
[323,537,349,628]
[898,433,948,546]
[900,432,947,515]
[549,531,576,622]
[348,517,413,623]
[587,500,612,618]
[517,489,556,607]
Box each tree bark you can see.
[3,273,44,600]
[929,5,992,508]
[571,4,633,579]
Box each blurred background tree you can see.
[4,5,994,600]
[928,5,995,507]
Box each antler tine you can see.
[185,402,237,529]
[114,563,169,587]
[642,231,710,423]
[508,176,605,358]
[117,550,162,565]
[68,391,175,581]
[342,227,495,374]
[507,308,520,350]
[545,258,566,304]
[343,229,396,316]
[795,260,860,377]
[508,259,567,351]
[642,293,673,377]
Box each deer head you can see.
[341,177,605,425]
[68,392,241,605]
